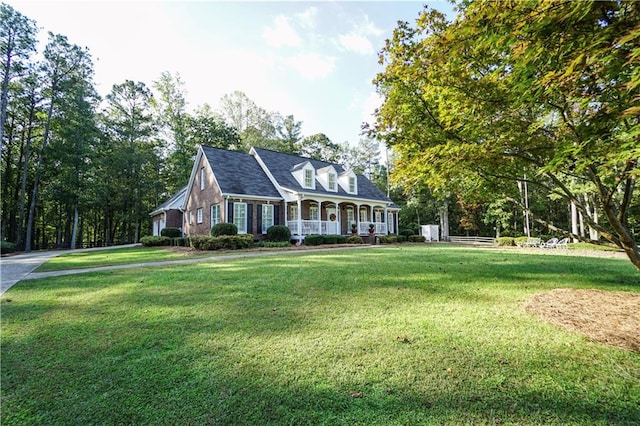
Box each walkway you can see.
[0,244,138,295]
[0,245,373,296]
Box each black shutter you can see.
[228,202,234,223]
[247,204,253,234]
[257,204,263,234]
[274,205,280,225]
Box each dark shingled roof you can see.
[252,147,394,204]
[150,186,187,216]
[202,145,281,198]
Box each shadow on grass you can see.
[2,246,638,425]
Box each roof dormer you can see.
[339,170,357,195]
[291,161,316,190]
[316,165,338,192]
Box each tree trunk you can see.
[25,95,55,252]
[16,98,36,249]
[571,202,579,243]
[71,203,79,249]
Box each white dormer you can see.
[291,161,316,190]
[339,170,358,195]
[316,165,338,192]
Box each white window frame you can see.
[200,167,205,190]
[289,204,298,221]
[211,204,220,227]
[346,207,355,226]
[234,202,247,234]
[196,208,203,224]
[375,210,382,223]
[328,173,336,191]
[349,176,356,193]
[360,208,368,222]
[304,169,314,188]
[309,204,319,221]
[189,210,193,225]
[262,204,274,234]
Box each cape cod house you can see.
[151,145,400,241]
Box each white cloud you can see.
[337,33,374,55]
[263,15,302,47]
[336,14,383,56]
[357,14,384,37]
[296,7,318,29]
[286,53,336,80]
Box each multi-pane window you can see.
[289,204,298,221]
[360,208,368,222]
[211,204,220,226]
[375,210,382,223]
[234,203,247,234]
[304,169,313,188]
[328,173,336,191]
[309,204,319,221]
[349,176,356,193]
[200,167,205,190]
[262,204,274,234]
[346,208,355,226]
[197,208,203,224]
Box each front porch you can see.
[287,220,387,236]
[285,199,398,240]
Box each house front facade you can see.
[177,145,399,241]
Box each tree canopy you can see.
[372,0,640,269]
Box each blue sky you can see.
[8,1,455,145]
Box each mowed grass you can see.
[2,245,639,425]
[33,246,212,272]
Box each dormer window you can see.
[339,170,358,194]
[292,161,316,189]
[316,165,338,192]
[328,173,336,191]
[304,169,313,188]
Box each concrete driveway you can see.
[0,245,139,295]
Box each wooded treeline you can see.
[4,2,633,256]
[0,3,389,251]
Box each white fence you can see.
[448,236,495,244]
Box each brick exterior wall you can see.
[183,154,285,239]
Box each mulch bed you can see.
[524,288,640,352]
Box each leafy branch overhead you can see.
[372,0,640,270]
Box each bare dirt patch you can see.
[524,288,640,352]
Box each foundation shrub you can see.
[140,236,171,247]
[160,227,182,238]
[211,223,238,237]
[266,225,291,242]
[304,234,324,246]
[346,236,365,244]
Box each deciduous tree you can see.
[373,1,640,269]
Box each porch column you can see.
[335,202,341,235]
[356,203,361,234]
[384,207,388,235]
[297,197,302,237]
[317,200,322,235]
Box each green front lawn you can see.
[33,246,212,272]
[2,246,639,425]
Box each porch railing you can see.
[287,220,339,236]
[359,222,387,235]
[287,221,387,236]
